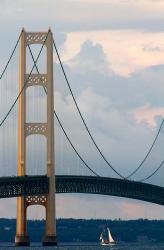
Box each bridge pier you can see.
[42,236,57,246]
[15,235,30,247]
[15,198,30,246]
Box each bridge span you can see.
[1,29,164,246]
[0,175,163,206]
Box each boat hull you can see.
[101,243,116,246]
[101,241,116,246]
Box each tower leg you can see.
[42,31,57,246]
[42,175,57,246]
[15,197,30,246]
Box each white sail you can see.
[107,228,115,243]
[100,233,104,243]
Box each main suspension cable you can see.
[27,45,100,177]
[138,158,164,182]
[55,111,99,177]
[126,119,164,179]
[53,39,164,180]
[53,39,125,179]
[1,31,162,180]
[0,30,22,81]
[0,30,50,128]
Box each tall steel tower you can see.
[15,29,57,246]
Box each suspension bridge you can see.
[0,29,164,246]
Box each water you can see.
[1,244,164,250]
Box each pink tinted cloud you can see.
[134,105,164,128]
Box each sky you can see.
[0,0,164,220]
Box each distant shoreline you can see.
[0,218,163,243]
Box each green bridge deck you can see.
[0,175,163,205]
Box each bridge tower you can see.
[15,29,57,246]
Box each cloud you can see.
[1,31,164,192]
[62,30,164,76]
[134,105,164,128]
[143,45,164,52]
[1,0,164,220]
[54,39,164,186]
[1,0,164,33]
[67,41,111,75]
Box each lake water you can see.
[0,244,164,250]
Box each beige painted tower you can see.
[15,29,57,246]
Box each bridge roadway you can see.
[0,175,163,205]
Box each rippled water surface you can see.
[1,244,164,250]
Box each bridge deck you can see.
[0,175,49,198]
[0,175,163,205]
[57,176,164,206]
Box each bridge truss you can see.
[0,176,163,206]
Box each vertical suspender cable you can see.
[27,45,100,177]
[53,38,164,180]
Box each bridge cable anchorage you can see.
[0,30,23,81]
[53,39,125,179]
[53,39,164,180]
[0,30,50,128]
[27,45,100,177]
[126,118,164,179]
[138,158,164,182]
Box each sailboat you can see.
[100,227,116,246]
